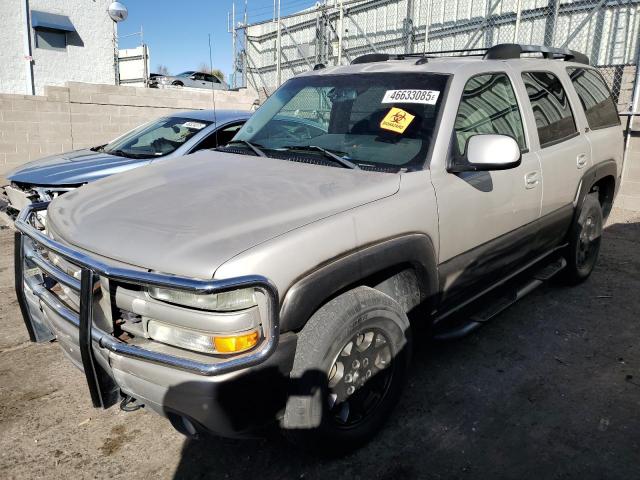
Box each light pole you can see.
[108,2,128,86]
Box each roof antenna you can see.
[208,33,219,146]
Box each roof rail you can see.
[484,43,590,65]
[350,44,589,66]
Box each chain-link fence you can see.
[234,0,639,111]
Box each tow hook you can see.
[119,394,144,412]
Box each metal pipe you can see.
[513,0,523,43]
[423,0,432,54]
[622,46,640,184]
[276,0,281,87]
[337,0,344,64]
[22,0,34,95]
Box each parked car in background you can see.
[2,110,250,217]
[151,71,229,90]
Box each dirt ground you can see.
[1,207,639,480]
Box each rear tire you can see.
[562,192,603,284]
[283,286,411,456]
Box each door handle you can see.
[577,153,588,169]
[525,171,539,189]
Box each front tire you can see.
[562,192,603,284]
[283,286,411,455]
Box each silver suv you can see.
[15,44,623,455]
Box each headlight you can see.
[147,320,259,354]
[148,286,257,311]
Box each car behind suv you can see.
[15,44,622,454]
[3,110,250,218]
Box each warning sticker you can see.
[183,121,207,130]
[380,107,415,134]
[382,89,440,105]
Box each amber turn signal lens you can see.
[214,331,259,353]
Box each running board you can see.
[433,256,566,341]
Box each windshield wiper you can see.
[90,144,107,152]
[223,140,266,157]
[280,145,359,170]
[107,149,149,159]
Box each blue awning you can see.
[31,11,76,32]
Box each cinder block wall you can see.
[0,82,258,176]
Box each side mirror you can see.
[457,134,521,172]
[189,75,196,80]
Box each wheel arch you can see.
[278,234,439,333]
[574,159,618,221]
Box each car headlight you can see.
[147,321,259,354]
[148,286,257,311]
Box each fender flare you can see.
[278,234,439,333]
[574,159,618,220]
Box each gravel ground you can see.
[0,208,639,480]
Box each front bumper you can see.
[15,202,292,436]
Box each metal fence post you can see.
[513,0,523,43]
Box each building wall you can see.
[0,0,116,96]
[0,82,258,176]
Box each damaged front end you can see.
[14,202,283,434]
[3,182,77,219]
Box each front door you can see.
[431,71,542,303]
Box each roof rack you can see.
[483,43,590,64]
[350,44,589,66]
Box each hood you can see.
[6,149,151,186]
[47,151,400,279]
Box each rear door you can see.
[517,69,591,219]
[565,66,624,191]
[431,71,542,301]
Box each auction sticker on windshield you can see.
[382,89,440,105]
[380,107,415,134]
[183,121,207,130]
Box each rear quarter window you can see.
[566,67,620,130]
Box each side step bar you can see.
[433,256,567,341]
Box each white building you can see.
[1,0,117,95]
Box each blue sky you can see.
[117,0,317,80]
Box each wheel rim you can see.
[576,213,600,269]
[326,328,395,428]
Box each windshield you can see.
[103,117,212,158]
[232,72,448,169]
[176,71,195,77]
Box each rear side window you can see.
[522,71,577,147]
[567,67,620,130]
[454,73,526,154]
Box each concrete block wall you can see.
[0,82,258,175]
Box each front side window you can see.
[453,73,526,154]
[522,71,577,147]
[233,72,449,169]
[101,117,212,158]
[567,67,620,130]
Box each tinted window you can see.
[206,75,221,83]
[567,67,620,129]
[35,30,66,50]
[454,73,526,154]
[191,122,245,151]
[522,71,577,147]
